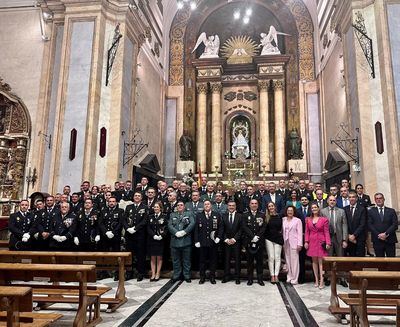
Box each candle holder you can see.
[25,167,37,199]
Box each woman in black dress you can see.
[147,201,167,281]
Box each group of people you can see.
[8,176,398,287]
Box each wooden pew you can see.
[348,271,400,326]
[0,241,8,250]
[0,286,31,326]
[0,250,131,312]
[322,257,400,319]
[0,263,97,327]
[0,312,63,327]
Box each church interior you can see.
[0,0,399,326]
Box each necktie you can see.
[229,213,233,225]
[330,208,336,233]
[194,203,197,210]
[379,207,384,221]
[303,207,307,217]
[217,203,220,209]
[350,206,354,218]
[318,200,322,208]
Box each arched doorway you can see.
[0,78,31,200]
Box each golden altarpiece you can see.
[169,1,316,183]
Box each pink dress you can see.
[305,216,331,257]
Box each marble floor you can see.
[25,277,399,326]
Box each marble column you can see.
[196,82,208,172]
[258,80,270,172]
[210,82,222,172]
[273,80,286,173]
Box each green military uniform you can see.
[168,211,195,281]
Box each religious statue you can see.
[287,128,304,160]
[179,131,192,161]
[231,121,250,159]
[192,32,220,58]
[258,26,290,55]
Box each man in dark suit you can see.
[242,185,261,213]
[276,179,290,203]
[336,187,350,209]
[297,196,311,284]
[261,182,284,213]
[221,201,242,284]
[355,184,372,207]
[368,193,398,257]
[145,187,157,215]
[312,190,328,209]
[344,190,366,257]
[234,181,247,213]
[194,200,224,284]
[122,180,135,201]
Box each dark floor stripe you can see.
[118,280,181,327]
[278,282,319,327]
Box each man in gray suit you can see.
[321,195,348,287]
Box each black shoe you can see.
[340,280,348,288]
[137,275,143,282]
[235,279,240,285]
[150,278,156,282]
[199,278,205,284]
[114,275,119,281]
[367,252,375,257]
[258,280,265,286]
[125,272,133,281]
[247,280,253,286]
[185,279,191,283]
[210,278,216,284]
[154,278,160,282]
[171,278,179,283]
[221,278,228,283]
[324,279,331,286]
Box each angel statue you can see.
[192,32,220,59]
[259,25,290,55]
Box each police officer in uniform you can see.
[9,200,34,250]
[242,199,266,286]
[99,196,124,252]
[124,192,148,281]
[194,200,224,284]
[33,200,56,251]
[50,202,77,251]
[74,198,100,251]
[168,201,195,282]
[69,193,83,215]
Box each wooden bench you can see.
[347,271,400,326]
[322,257,400,320]
[0,250,131,312]
[0,312,63,327]
[0,241,8,250]
[0,263,97,327]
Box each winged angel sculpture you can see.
[259,25,291,55]
[192,32,220,58]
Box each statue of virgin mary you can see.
[231,121,250,159]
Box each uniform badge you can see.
[159,219,164,224]
[114,213,118,218]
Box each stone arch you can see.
[0,77,31,200]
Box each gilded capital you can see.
[258,80,269,91]
[273,80,284,90]
[196,82,208,94]
[210,82,222,94]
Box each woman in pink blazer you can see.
[282,206,303,284]
[304,203,331,289]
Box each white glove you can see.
[158,235,163,240]
[53,235,61,242]
[214,237,220,244]
[106,231,114,239]
[252,236,259,243]
[153,235,159,240]
[22,233,30,240]
[94,235,100,242]
[59,236,67,242]
[195,242,200,248]
[127,227,136,234]
[22,237,28,242]
[34,233,39,239]
[224,238,230,244]
[175,231,185,238]
[74,237,79,246]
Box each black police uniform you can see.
[75,209,100,251]
[194,210,224,281]
[9,211,34,250]
[33,209,56,250]
[124,202,148,278]
[99,206,124,252]
[241,210,266,283]
[49,212,77,250]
